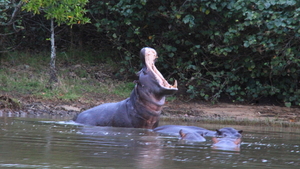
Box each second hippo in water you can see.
[154,125,243,144]
[154,125,243,138]
[179,129,206,142]
[215,127,243,138]
[212,128,243,151]
[212,137,242,148]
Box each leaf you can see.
[284,102,291,108]
[264,2,271,9]
[210,3,217,10]
[243,41,250,47]
[205,9,210,15]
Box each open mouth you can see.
[143,48,178,90]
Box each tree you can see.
[21,0,90,86]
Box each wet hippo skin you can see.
[154,125,243,143]
[73,47,177,129]
[153,125,217,137]
[179,129,206,142]
[215,127,243,138]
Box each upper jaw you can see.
[142,47,178,91]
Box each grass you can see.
[0,50,133,102]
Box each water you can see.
[0,116,300,169]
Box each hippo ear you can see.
[212,137,219,144]
[238,130,243,134]
[216,129,222,135]
[179,129,186,138]
[234,138,241,145]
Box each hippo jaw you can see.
[141,47,178,93]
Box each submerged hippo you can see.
[212,128,243,151]
[215,127,243,138]
[179,129,206,142]
[154,125,243,143]
[212,137,242,148]
[73,47,177,129]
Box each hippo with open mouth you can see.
[73,47,178,129]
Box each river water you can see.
[0,116,300,169]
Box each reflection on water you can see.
[0,116,300,169]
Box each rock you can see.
[59,105,81,112]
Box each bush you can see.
[87,0,300,106]
[4,0,300,106]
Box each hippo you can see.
[212,128,243,151]
[212,137,242,148]
[73,47,177,129]
[211,136,242,151]
[154,125,243,143]
[179,129,206,142]
[215,127,243,138]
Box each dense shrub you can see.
[3,0,300,106]
[87,0,300,106]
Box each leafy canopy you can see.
[22,0,90,25]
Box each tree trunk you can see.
[49,18,58,86]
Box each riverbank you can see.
[1,94,300,127]
[1,51,300,127]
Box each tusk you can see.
[172,80,178,88]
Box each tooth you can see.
[172,80,177,88]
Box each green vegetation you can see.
[0,51,133,102]
[21,0,90,84]
[2,0,300,106]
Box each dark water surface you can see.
[0,116,300,169]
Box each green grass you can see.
[0,51,133,102]
[113,82,135,98]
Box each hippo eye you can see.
[216,129,222,135]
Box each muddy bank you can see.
[1,95,300,126]
[163,100,300,126]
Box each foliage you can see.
[21,0,90,25]
[0,0,24,52]
[2,0,300,106]
[86,0,300,106]
[21,0,90,85]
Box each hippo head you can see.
[134,47,178,112]
[179,129,206,142]
[138,47,178,96]
[216,127,243,138]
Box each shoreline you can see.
[1,95,300,128]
